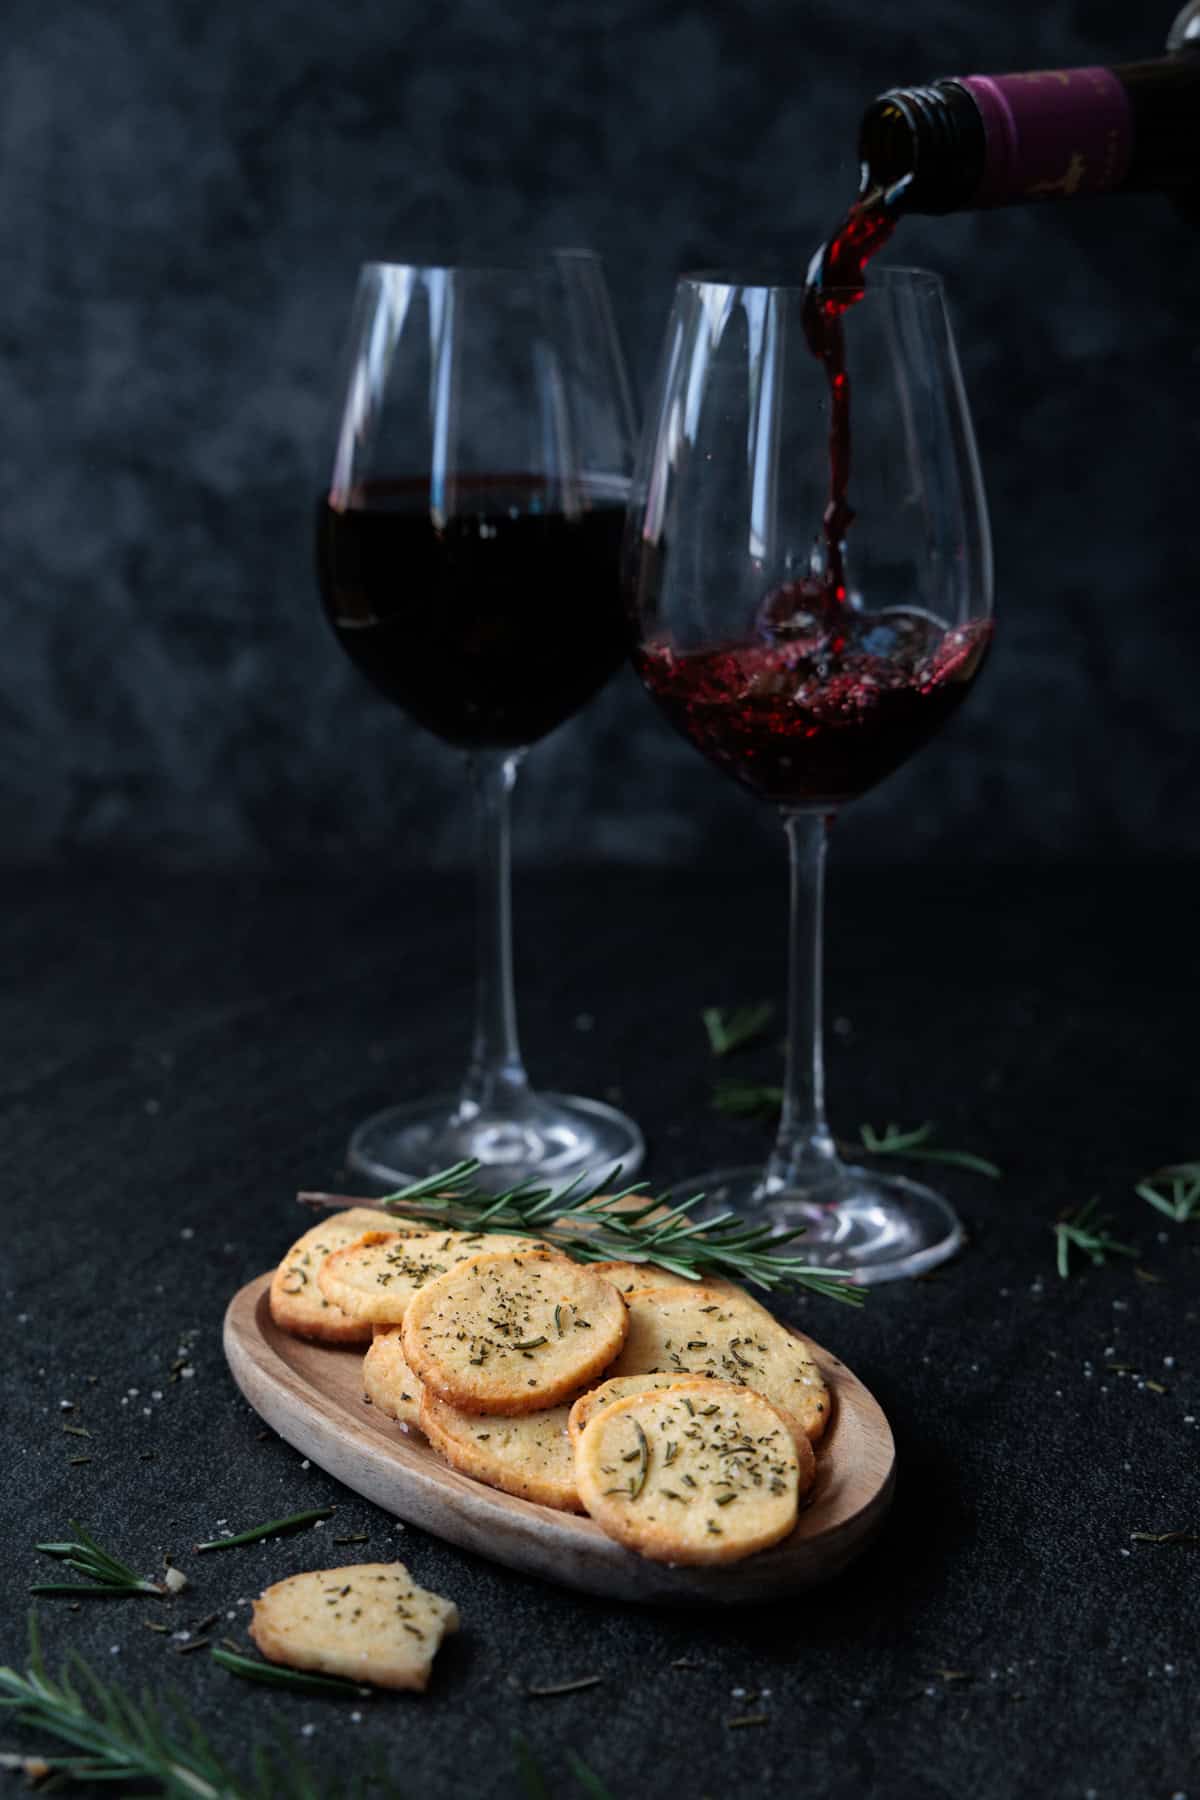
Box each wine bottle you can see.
[859,2,1200,212]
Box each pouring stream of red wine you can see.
[799,172,912,606]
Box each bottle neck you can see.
[862,49,1200,213]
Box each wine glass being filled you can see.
[626,266,994,1283]
[316,255,644,1191]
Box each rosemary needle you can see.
[210,1645,372,1697]
[525,1674,604,1697]
[195,1506,335,1552]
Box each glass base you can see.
[346,1091,645,1195]
[683,1162,964,1286]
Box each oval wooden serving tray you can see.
[223,1272,895,1607]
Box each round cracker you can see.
[605,1287,830,1442]
[269,1209,393,1344]
[574,1380,806,1565]
[568,1374,699,1445]
[363,1327,424,1429]
[419,1390,581,1511]
[318,1228,545,1326]
[401,1251,628,1415]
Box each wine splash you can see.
[637,604,991,808]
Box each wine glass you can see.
[317,255,644,1191]
[625,267,993,1282]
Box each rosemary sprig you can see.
[195,1507,334,1552]
[210,1645,371,1697]
[0,1615,365,1799]
[375,1161,863,1306]
[1135,1161,1200,1223]
[31,1523,166,1598]
[1052,1199,1138,1279]
[702,1003,775,1057]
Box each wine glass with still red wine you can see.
[317,255,645,1191]
[626,266,993,1282]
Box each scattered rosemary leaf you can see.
[1052,1199,1137,1279]
[727,1713,770,1729]
[702,1003,775,1058]
[334,1532,369,1545]
[1134,1267,1164,1284]
[525,1675,603,1698]
[858,1121,1001,1179]
[1129,1529,1200,1547]
[1135,1161,1200,1224]
[1144,1380,1168,1395]
[142,1620,170,1634]
[195,1506,334,1552]
[32,1524,165,1597]
[60,1425,91,1439]
[210,1645,371,1696]
[712,1079,785,1121]
[175,1638,212,1655]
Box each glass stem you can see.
[765,810,841,1191]
[459,750,533,1119]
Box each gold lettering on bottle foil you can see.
[1026,152,1087,197]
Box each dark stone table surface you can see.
[2,861,1196,1799]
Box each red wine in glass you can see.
[637,599,991,809]
[319,255,645,1195]
[317,477,629,750]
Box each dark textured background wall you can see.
[4,0,1198,871]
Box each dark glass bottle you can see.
[859,3,1200,212]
